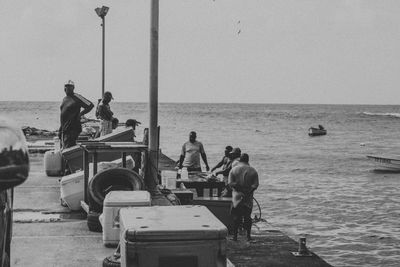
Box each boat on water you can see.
[308,126,327,136]
[366,155,400,171]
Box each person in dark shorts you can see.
[59,80,94,149]
[228,153,259,241]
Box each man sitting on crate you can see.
[228,153,259,241]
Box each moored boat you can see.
[308,127,327,136]
[366,155,400,171]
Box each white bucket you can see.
[161,170,177,189]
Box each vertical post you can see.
[145,0,160,193]
[102,16,105,97]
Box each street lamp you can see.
[94,6,109,98]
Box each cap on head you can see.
[65,80,75,87]
[230,147,241,155]
[239,153,249,163]
[225,146,233,152]
[104,91,113,99]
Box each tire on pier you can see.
[88,167,144,209]
[103,253,121,267]
[87,211,102,232]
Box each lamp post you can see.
[95,6,109,98]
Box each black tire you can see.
[103,254,121,267]
[87,211,102,232]
[88,193,103,213]
[88,168,144,209]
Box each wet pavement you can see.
[11,154,115,267]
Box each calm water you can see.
[2,101,400,267]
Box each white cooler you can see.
[119,205,228,267]
[101,190,151,246]
[60,156,135,211]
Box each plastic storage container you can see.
[181,167,189,179]
[170,189,194,205]
[161,170,177,189]
[101,191,151,246]
[119,205,228,267]
[44,150,63,176]
[192,197,234,234]
[60,171,85,210]
[60,156,135,211]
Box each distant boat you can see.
[366,155,400,171]
[308,126,327,136]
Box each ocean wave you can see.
[361,112,400,118]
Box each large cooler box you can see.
[101,190,151,246]
[119,205,227,267]
[192,197,233,234]
[44,150,63,176]
[60,156,135,211]
[61,128,138,173]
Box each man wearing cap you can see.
[178,131,210,172]
[211,145,233,184]
[228,153,259,241]
[97,91,114,136]
[59,80,94,148]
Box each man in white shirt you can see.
[178,131,210,172]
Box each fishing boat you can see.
[366,155,400,171]
[308,126,327,136]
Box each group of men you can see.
[59,79,259,241]
[59,80,116,149]
[179,131,259,241]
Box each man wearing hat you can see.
[228,153,259,241]
[178,131,210,172]
[97,91,115,136]
[59,80,94,148]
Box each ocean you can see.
[2,101,400,267]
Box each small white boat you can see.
[366,155,400,171]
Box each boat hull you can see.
[367,155,400,171]
[308,128,327,136]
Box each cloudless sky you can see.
[1,0,400,104]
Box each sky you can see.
[1,0,400,105]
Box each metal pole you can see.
[102,16,105,97]
[146,0,159,192]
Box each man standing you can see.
[228,153,259,241]
[97,91,114,136]
[212,145,233,184]
[178,131,210,172]
[59,80,94,149]
[230,147,242,168]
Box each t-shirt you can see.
[97,103,113,121]
[181,141,205,169]
[228,162,259,209]
[60,93,93,133]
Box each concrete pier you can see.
[11,152,332,266]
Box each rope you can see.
[252,196,267,223]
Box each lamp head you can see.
[95,6,109,18]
